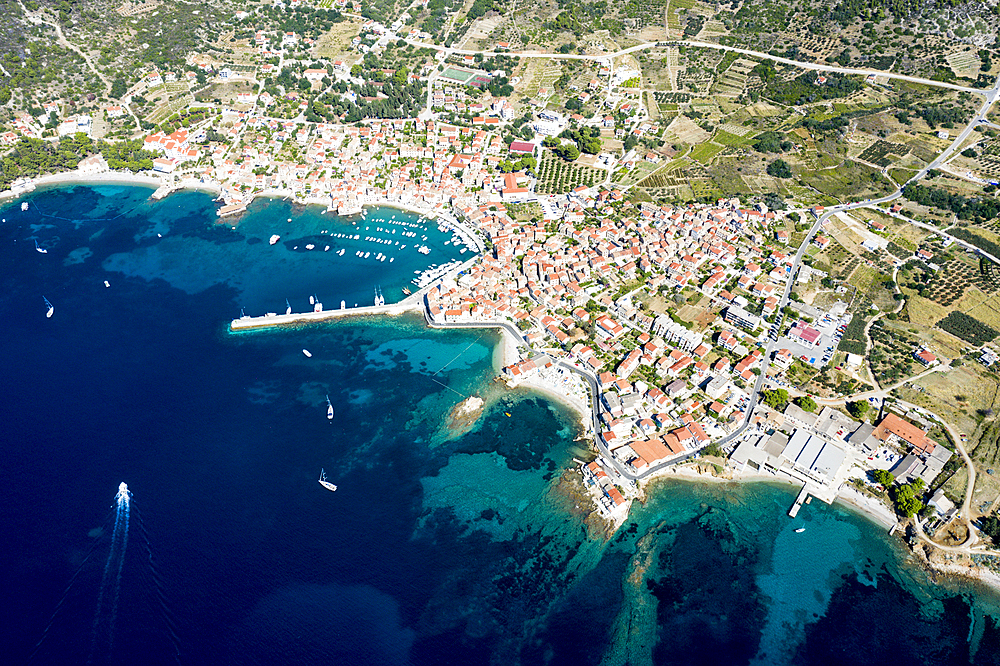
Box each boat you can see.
[269,234,280,245]
[302,349,312,358]
[326,395,334,420]
[104,280,110,288]
[402,287,412,296]
[34,240,47,254]
[505,412,511,417]
[795,527,805,533]
[286,299,292,315]
[43,296,53,319]
[309,295,315,305]
[318,469,337,492]
[21,201,28,211]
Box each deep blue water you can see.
[3,184,1000,666]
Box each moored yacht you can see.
[270,234,280,245]
[326,395,334,420]
[43,296,53,318]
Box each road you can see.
[17,1,110,95]
[401,37,986,95]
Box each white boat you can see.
[269,234,280,245]
[21,201,28,211]
[104,280,110,288]
[43,296,53,318]
[286,299,292,315]
[34,240,47,254]
[309,295,315,305]
[326,395,334,420]
[795,527,805,533]
[318,469,337,492]
[338,248,345,256]
[305,244,315,250]
[302,349,312,358]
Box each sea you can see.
[4,182,1000,666]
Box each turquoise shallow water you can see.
[3,183,1000,666]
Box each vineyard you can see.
[858,139,909,168]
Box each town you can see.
[3,0,1000,576]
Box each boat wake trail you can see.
[88,482,130,664]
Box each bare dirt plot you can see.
[912,364,1000,435]
[314,19,365,59]
[662,114,710,145]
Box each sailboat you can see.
[43,296,53,318]
[374,285,385,307]
[318,469,337,492]
[795,527,805,533]
[34,240,47,254]
[285,298,292,315]
[326,395,334,420]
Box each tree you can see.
[891,482,923,517]
[109,78,127,99]
[872,469,894,487]
[761,388,789,410]
[767,158,792,178]
[846,400,870,419]
[794,395,817,412]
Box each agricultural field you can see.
[868,319,920,384]
[858,139,910,168]
[535,151,604,194]
[937,311,999,346]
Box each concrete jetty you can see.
[789,485,810,518]
[229,255,479,332]
[230,299,422,330]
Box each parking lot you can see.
[772,312,851,367]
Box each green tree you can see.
[847,400,870,419]
[761,388,789,410]
[109,78,127,99]
[891,482,923,517]
[872,469,894,487]
[793,395,817,412]
[767,158,792,178]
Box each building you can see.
[874,413,935,455]
[723,305,760,331]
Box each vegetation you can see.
[981,515,1000,545]
[766,159,792,178]
[793,395,817,412]
[903,184,1000,224]
[761,388,789,411]
[846,399,870,419]
[763,70,862,106]
[937,311,999,346]
[872,469,894,487]
[890,479,925,518]
[837,313,868,355]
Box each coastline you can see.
[13,169,997,601]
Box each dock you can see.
[231,294,423,330]
[789,485,810,518]
[229,255,479,331]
